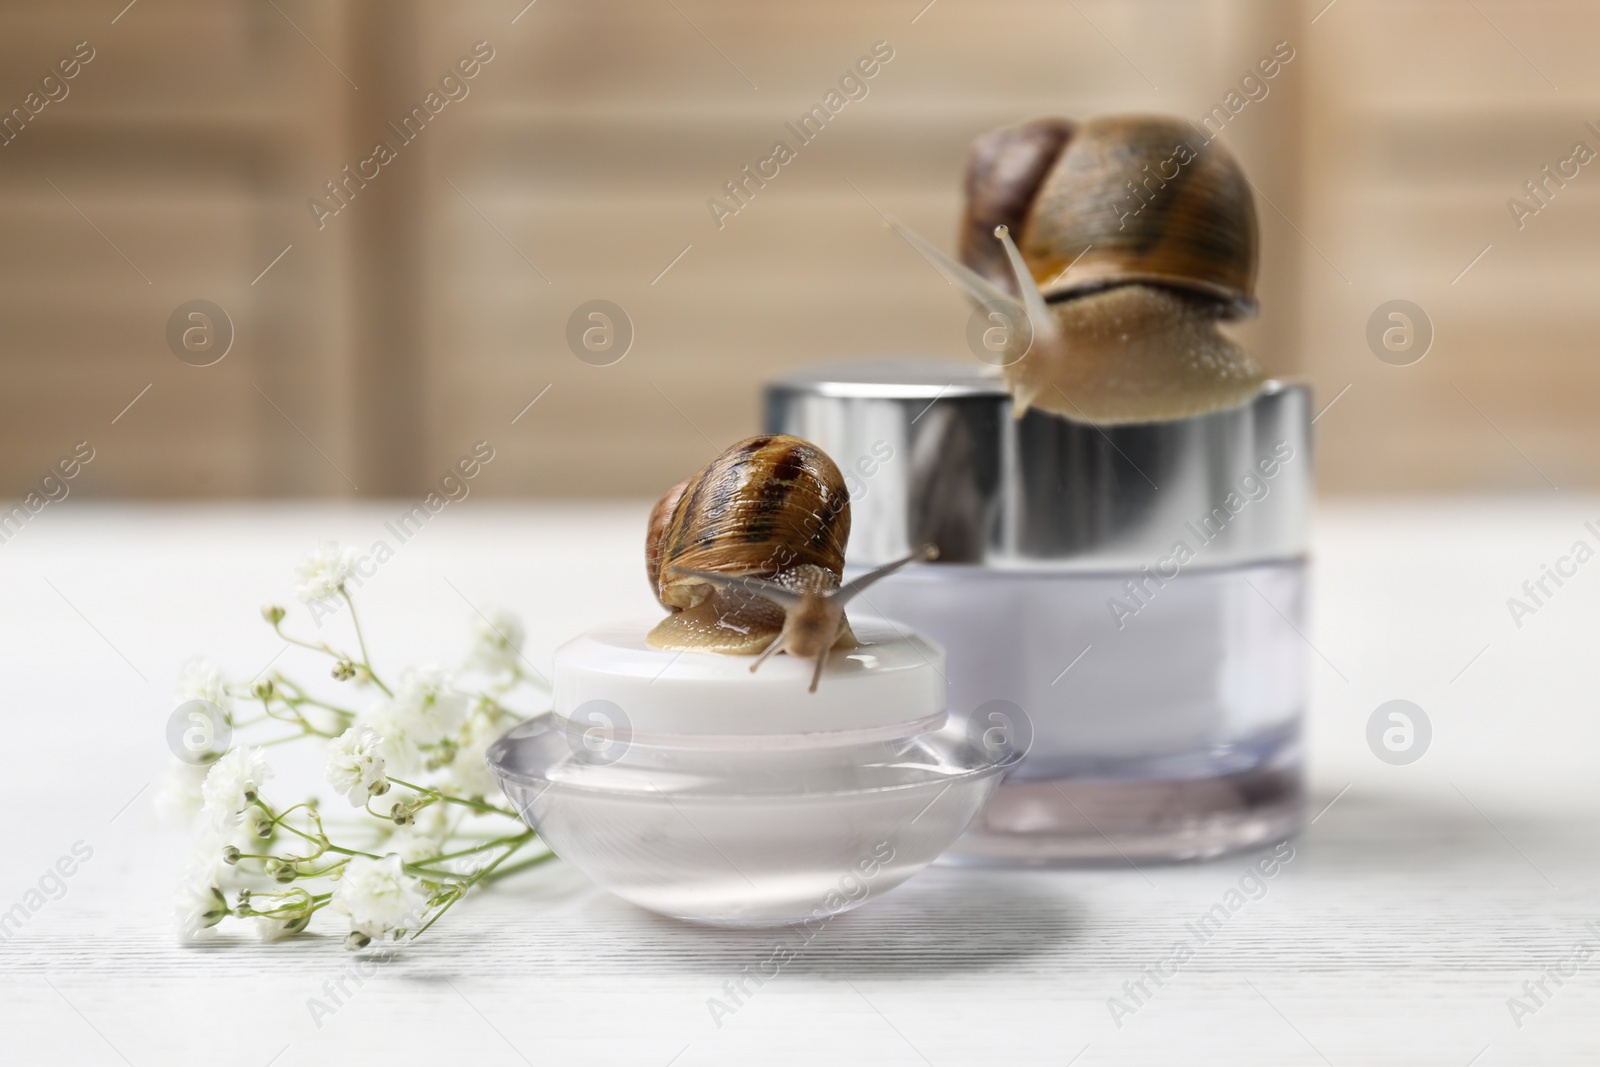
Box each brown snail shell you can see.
[646,434,935,691]
[647,434,852,654]
[958,117,1076,305]
[959,114,1258,318]
[865,113,1266,422]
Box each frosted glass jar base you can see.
[848,560,1309,867]
[489,714,1015,926]
[939,737,1302,867]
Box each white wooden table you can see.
[2,499,1596,1065]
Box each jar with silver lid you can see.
[766,357,1312,865]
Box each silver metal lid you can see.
[764,357,1312,570]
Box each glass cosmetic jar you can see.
[766,359,1312,865]
[486,617,1019,926]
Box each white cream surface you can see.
[553,617,946,736]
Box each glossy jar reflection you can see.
[768,359,1312,865]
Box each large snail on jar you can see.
[646,434,934,692]
[891,114,1266,424]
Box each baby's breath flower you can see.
[154,757,212,820]
[332,855,427,941]
[465,608,526,675]
[384,827,447,866]
[249,888,314,942]
[254,914,309,942]
[359,667,468,774]
[249,805,276,839]
[294,542,358,603]
[176,871,230,942]
[393,667,469,742]
[177,657,233,714]
[388,799,417,826]
[200,746,274,831]
[326,726,388,807]
[176,553,541,950]
[445,711,502,800]
[413,804,452,838]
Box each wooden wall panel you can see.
[0,0,356,499]
[1300,0,1600,491]
[2,1,1594,497]
[420,0,1307,496]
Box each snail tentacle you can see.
[994,225,1060,346]
[808,649,828,694]
[748,632,785,673]
[992,224,1068,417]
[835,544,940,607]
[885,214,1018,311]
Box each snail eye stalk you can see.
[834,544,939,607]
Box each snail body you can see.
[647,434,934,692]
[1024,282,1264,423]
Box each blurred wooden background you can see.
[0,0,1590,498]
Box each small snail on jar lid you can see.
[890,114,1267,424]
[646,433,934,691]
[484,441,992,928]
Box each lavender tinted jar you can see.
[766,358,1312,865]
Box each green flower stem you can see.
[293,859,351,878]
[289,696,359,722]
[256,732,317,748]
[387,777,521,820]
[322,842,387,861]
[255,686,343,738]
[275,679,359,721]
[362,793,413,820]
[407,832,533,867]
[260,813,327,857]
[251,899,333,923]
[247,892,332,919]
[408,831,540,939]
[263,803,385,862]
[460,832,535,887]
[340,590,392,696]
[266,801,319,825]
[260,700,299,725]
[479,847,557,884]
[270,621,347,662]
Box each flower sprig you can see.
[165,541,551,949]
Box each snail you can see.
[646,434,935,692]
[890,114,1266,424]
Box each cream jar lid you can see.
[552,617,946,737]
[765,357,1311,570]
